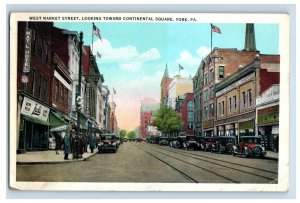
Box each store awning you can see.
[50,124,72,132]
[49,111,68,128]
[22,115,50,126]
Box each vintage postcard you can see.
[9,12,289,191]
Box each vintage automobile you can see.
[158,137,169,146]
[195,136,205,151]
[98,133,118,153]
[232,136,267,158]
[183,135,198,150]
[211,136,236,154]
[115,136,121,148]
[203,137,217,152]
[170,135,186,149]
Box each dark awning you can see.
[49,111,68,128]
[22,115,50,126]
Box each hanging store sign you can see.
[23,28,32,73]
[20,97,50,121]
[86,82,90,115]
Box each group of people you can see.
[53,131,97,160]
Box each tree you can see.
[154,106,182,136]
[127,131,136,139]
[119,129,127,138]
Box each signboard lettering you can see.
[23,28,32,73]
[20,97,50,121]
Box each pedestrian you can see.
[54,132,62,155]
[72,134,79,159]
[78,135,84,158]
[89,135,96,153]
[63,132,71,160]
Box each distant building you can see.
[175,93,194,136]
[109,102,118,134]
[160,65,173,106]
[140,98,160,138]
[168,75,193,109]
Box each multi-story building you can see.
[160,65,173,106]
[201,24,260,137]
[17,22,54,153]
[140,98,160,138]
[256,85,279,152]
[215,55,279,143]
[101,85,110,132]
[193,61,204,136]
[168,75,193,109]
[109,102,118,134]
[175,93,194,136]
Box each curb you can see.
[16,151,99,165]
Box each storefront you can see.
[18,96,50,153]
[256,85,279,152]
[239,120,255,137]
[203,119,214,137]
[257,105,279,151]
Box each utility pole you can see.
[76,31,83,134]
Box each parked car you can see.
[211,136,236,154]
[195,136,205,151]
[158,137,169,146]
[203,137,216,152]
[115,136,121,148]
[98,133,118,153]
[170,136,186,149]
[232,136,266,158]
[183,136,198,150]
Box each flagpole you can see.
[210,23,212,51]
[92,22,94,53]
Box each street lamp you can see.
[76,31,83,134]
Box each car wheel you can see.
[242,148,247,158]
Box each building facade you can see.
[140,98,160,138]
[215,55,280,144]
[175,93,194,136]
[256,84,279,152]
[168,75,193,109]
[160,66,173,106]
[193,61,204,136]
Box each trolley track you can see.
[135,143,278,183]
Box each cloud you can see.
[93,39,160,72]
[176,46,211,67]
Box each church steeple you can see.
[244,23,256,51]
[161,64,170,85]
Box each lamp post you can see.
[76,31,83,134]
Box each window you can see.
[209,68,214,82]
[228,97,232,113]
[59,86,63,104]
[210,103,214,117]
[55,80,59,101]
[233,96,237,111]
[203,90,207,102]
[218,102,221,116]
[204,73,208,85]
[210,86,214,99]
[222,101,225,115]
[247,89,252,107]
[242,91,246,109]
[219,66,224,78]
[204,106,208,119]
[38,75,42,100]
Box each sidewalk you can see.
[265,150,279,160]
[17,149,99,165]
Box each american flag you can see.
[211,24,222,34]
[97,52,102,59]
[179,64,184,70]
[93,24,102,41]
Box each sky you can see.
[54,22,279,132]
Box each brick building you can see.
[175,93,194,136]
[215,55,280,145]
[140,98,160,138]
[17,22,55,152]
[160,65,173,106]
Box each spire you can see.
[244,23,256,51]
[161,64,170,86]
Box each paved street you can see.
[17,142,278,183]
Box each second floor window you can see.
[233,95,237,111]
[248,89,252,107]
[228,97,232,113]
[219,66,224,78]
[242,91,246,109]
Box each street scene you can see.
[17,141,278,183]
[13,14,280,185]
